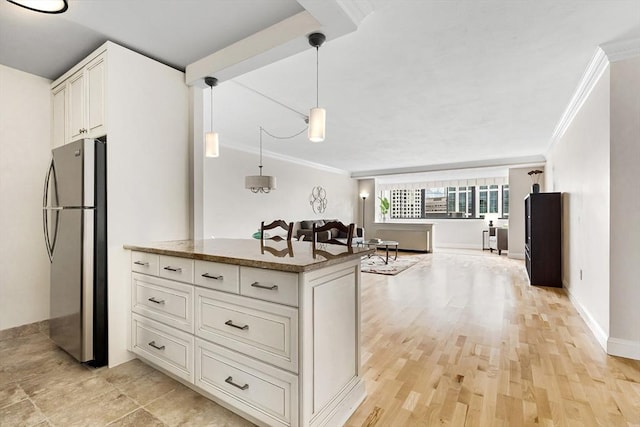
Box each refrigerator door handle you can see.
[42,158,60,262]
[43,158,54,262]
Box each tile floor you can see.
[0,332,254,426]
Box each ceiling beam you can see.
[185,0,375,87]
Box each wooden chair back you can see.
[261,220,293,241]
[312,221,354,246]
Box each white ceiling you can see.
[1,0,639,175]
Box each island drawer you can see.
[131,251,159,276]
[195,338,298,427]
[159,255,194,283]
[132,273,194,333]
[132,314,194,382]
[195,288,298,373]
[194,260,240,294]
[240,267,298,307]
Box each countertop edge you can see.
[123,244,373,273]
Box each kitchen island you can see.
[124,238,373,427]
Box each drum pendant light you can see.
[245,127,276,193]
[204,77,219,158]
[307,33,326,142]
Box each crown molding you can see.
[547,38,640,155]
[601,37,640,62]
[350,155,546,179]
[546,47,609,155]
[226,143,351,176]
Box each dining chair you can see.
[312,220,355,246]
[260,219,293,241]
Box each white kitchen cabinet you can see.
[132,273,194,333]
[85,55,105,137]
[51,52,106,146]
[195,287,298,372]
[131,313,194,382]
[51,83,67,148]
[67,69,85,142]
[196,338,298,427]
[127,243,367,427]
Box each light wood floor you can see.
[346,250,640,426]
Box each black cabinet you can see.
[524,192,562,287]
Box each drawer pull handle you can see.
[225,376,249,391]
[250,282,278,291]
[148,341,165,350]
[224,320,249,331]
[202,273,223,280]
[133,261,149,266]
[148,297,165,305]
[163,266,182,272]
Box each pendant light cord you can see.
[210,85,214,132]
[259,127,264,174]
[315,45,319,108]
[257,124,307,176]
[262,126,307,140]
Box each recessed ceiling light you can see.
[6,0,68,14]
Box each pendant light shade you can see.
[205,132,219,157]
[204,77,219,158]
[245,175,277,193]
[7,0,68,13]
[308,33,326,142]
[308,107,326,142]
[245,127,276,193]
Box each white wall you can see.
[508,166,544,259]
[106,43,190,366]
[0,65,51,330]
[609,57,640,358]
[202,147,356,239]
[545,67,611,347]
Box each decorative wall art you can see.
[310,186,327,213]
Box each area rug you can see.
[361,256,420,276]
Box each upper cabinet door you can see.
[51,84,67,149]
[52,51,107,147]
[86,55,106,138]
[68,70,85,142]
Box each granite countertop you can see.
[124,238,374,273]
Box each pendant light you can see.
[245,127,276,193]
[307,32,326,142]
[204,76,219,158]
[6,0,68,13]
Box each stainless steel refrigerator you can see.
[43,138,107,366]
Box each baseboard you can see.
[607,338,640,360]
[0,319,49,341]
[436,243,482,250]
[564,282,608,352]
